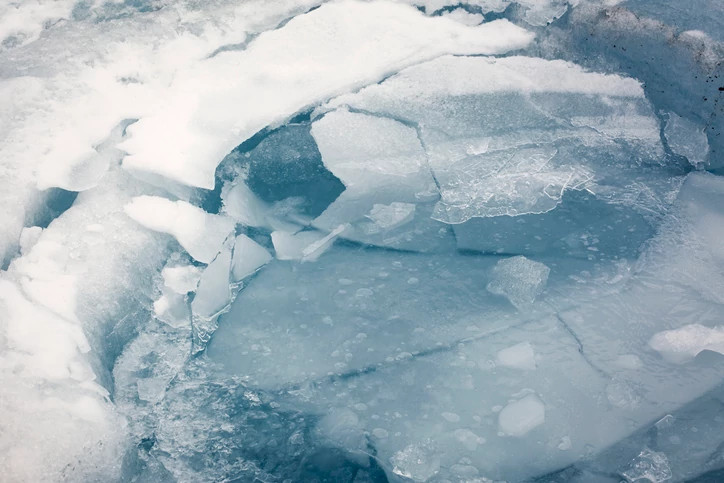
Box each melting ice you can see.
[0,0,723,482]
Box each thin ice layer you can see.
[120,1,533,189]
[311,109,454,252]
[321,55,665,225]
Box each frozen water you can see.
[498,394,546,437]
[1,0,723,481]
[487,256,550,309]
[649,325,724,364]
[664,112,710,169]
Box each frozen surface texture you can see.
[1,0,723,482]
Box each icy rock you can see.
[498,394,546,437]
[231,234,272,281]
[125,196,234,264]
[649,324,724,364]
[664,112,709,168]
[390,440,441,482]
[496,342,537,370]
[121,1,533,189]
[487,256,550,309]
[621,448,673,483]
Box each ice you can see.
[487,256,550,309]
[621,448,673,483]
[649,325,724,364]
[1,0,723,480]
[161,265,202,295]
[320,55,668,235]
[192,243,232,319]
[231,234,272,281]
[311,109,453,252]
[271,226,346,262]
[498,394,546,437]
[125,196,234,264]
[496,341,537,370]
[664,112,709,168]
[120,1,533,189]
[18,226,42,256]
[365,202,417,232]
[390,440,441,482]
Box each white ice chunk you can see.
[365,203,417,232]
[441,9,484,26]
[649,324,724,364]
[496,342,537,370]
[192,244,233,319]
[487,256,550,309]
[231,234,272,281]
[19,226,42,255]
[498,394,546,437]
[271,225,347,262]
[162,265,203,294]
[664,112,709,168]
[124,196,234,263]
[390,440,441,482]
[120,1,533,188]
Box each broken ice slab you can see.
[311,109,455,252]
[271,226,347,262]
[274,315,614,482]
[206,246,535,391]
[125,196,235,264]
[231,234,272,281]
[452,188,661,258]
[321,55,668,225]
[576,382,724,482]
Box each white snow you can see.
[162,265,203,294]
[120,1,533,189]
[124,196,234,264]
[649,324,724,364]
[498,394,546,436]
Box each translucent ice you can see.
[487,256,550,309]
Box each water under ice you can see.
[0,1,723,482]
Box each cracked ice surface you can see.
[1,0,723,482]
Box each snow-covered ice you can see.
[1,0,723,481]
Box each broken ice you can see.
[1,0,723,482]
